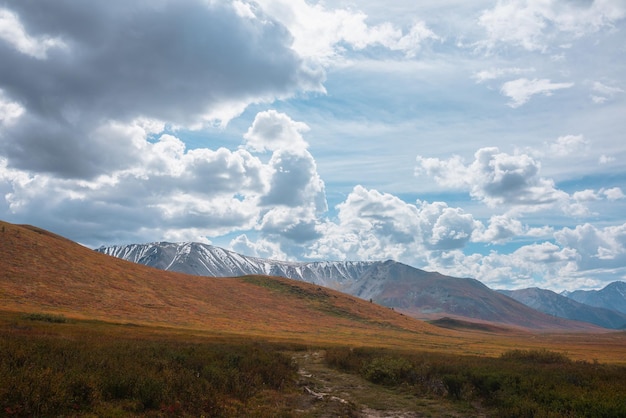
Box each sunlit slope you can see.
[0,220,445,347]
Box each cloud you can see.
[244,110,310,153]
[472,67,534,83]
[230,234,288,260]
[599,155,615,164]
[590,81,625,104]
[478,0,626,52]
[500,78,574,107]
[555,223,626,270]
[0,8,67,59]
[416,147,568,209]
[603,187,625,201]
[244,110,328,244]
[546,134,588,157]
[306,186,484,263]
[0,126,270,244]
[0,101,330,247]
[253,0,439,63]
[0,1,323,178]
[0,89,24,125]
[473,215,524,243]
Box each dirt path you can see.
[289,350,482,418]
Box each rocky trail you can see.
[289,350,482,418]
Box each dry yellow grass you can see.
[2,220,625,363]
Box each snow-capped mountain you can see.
[96,242,602,330]
[96,242,376,290]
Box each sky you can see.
[0,0,625,291]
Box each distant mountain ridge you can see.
[500,287,626,330]
[97,241,601,330]
[563,282,626,314]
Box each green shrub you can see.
[500,348,570,364]
[325,346,626,417]
[21,312,68,323]
[0,324,298,416]
[361,356,415,386]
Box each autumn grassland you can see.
[2,220,626,416]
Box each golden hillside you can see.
[2,220,626,362]
[0,220,449,348]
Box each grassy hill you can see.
[0,220,445,349]
[2,220,626,360]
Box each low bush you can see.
[0,323,298,416]
[325,347,626,417]
[21,312,68,323]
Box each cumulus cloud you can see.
[416,147,568,209]
[555,223,626,270]
[230,234,288,260]
[306,186,484,263]
[244,110,310,153]
[603,187,625,201]
[500,78,574,107]
[243,110,327,244]
[253,0,439,63]
[478,0,626,52]
[473,215,524,243]
[0,1,323,178]
[0,128,269,244]
[0,109,329,247]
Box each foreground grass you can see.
[2,310,626,417]
[1,313,301,417]
[326,346,626,417]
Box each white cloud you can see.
[599,155,615,164]
[416,147,569,209]
[0,90,24,126]
[590,81,625,104]
[603,187,625,201]
[500,78,574,107]
[546,134,588,157]
[230,234,288,260]
[474,214,524,243]
[0,111,327,246]
[306,186,485,263]
[555,223,626,270]
[472,67,534,83]
[478,0,626,52]
[0,8,67,59]
[253,0,439,63]
[572,189,599,202]
[243,110,310,153]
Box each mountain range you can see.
[97,241,623,330]
[562,282,626,314]
[499,287,626,330]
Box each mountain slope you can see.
[501,288,626,329]
[97,241,600,330]
[0,220,446,348]
[347,260,597,330]
[564,282,626,314]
